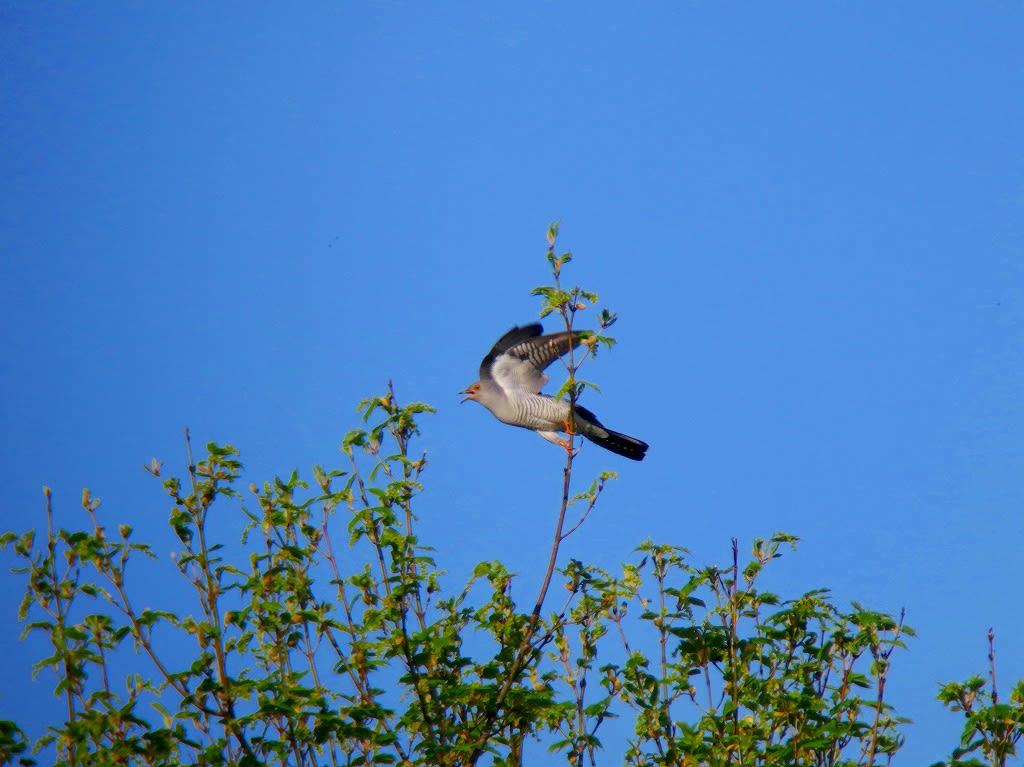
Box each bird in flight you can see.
[461,323,648,461]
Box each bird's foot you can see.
[555,438,580,457]
[558,419,581,456]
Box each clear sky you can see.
[2,3,1022,763]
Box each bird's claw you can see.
[557,419,581,456]
[555,438,580,457]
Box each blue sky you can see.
[2,3,1022,763]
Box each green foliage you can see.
[1,228,1020,766]
[0,719,29,765]
[931,630,1024,767]
[543,536,919,767]
[4,428,924,767]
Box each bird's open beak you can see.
[459,386,473,403]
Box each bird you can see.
[461,323,649,461]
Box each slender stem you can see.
[561,476,607,540]
[657,558,674,752]
[535,457,573,621]
[467,275,582,765]
[180,430,257,762]
[348,451,391,597]
[988,627,999,705]
[863,607,905,766]
[467,441,575,764]
[316,504,409,763]
[704,665,714,711]
[44,489,78,764]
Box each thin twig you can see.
[466,255,583,764]
[988,627,999,705]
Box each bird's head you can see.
[460,382,482,403]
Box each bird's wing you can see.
[481,324,586,395]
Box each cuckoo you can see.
[461,323,648,461]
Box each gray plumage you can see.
[462,323,648,461]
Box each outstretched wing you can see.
[481,323,586,395]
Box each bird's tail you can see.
[573,404,649,461]
[583,428,649,461]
